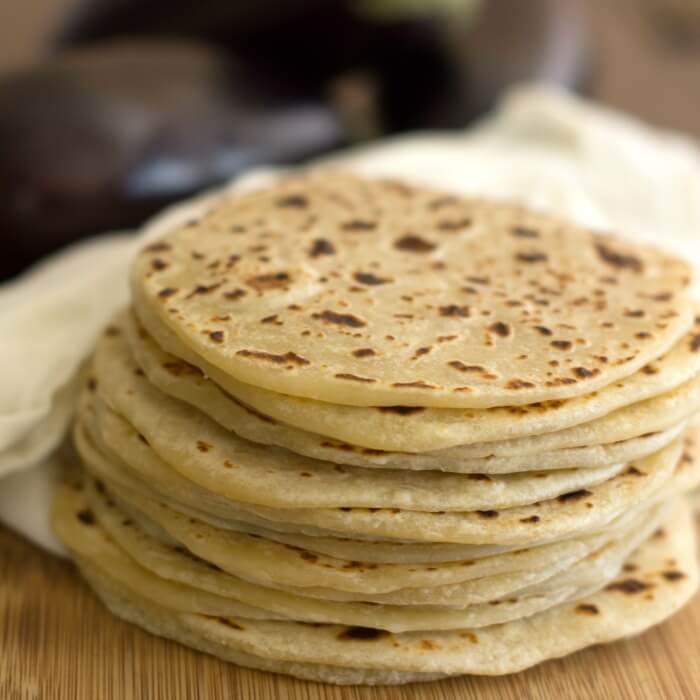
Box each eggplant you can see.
[54,0,592,131]
[0,41,347,280]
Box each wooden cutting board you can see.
[2,524,700,700]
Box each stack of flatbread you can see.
[53,173,700,685]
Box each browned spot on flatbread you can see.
[595,242,643,273]
[352,348,376,358]
[662,570,686,582]
[447,361,497,379]
[277,194,308,208]
[335,373,376,383]
[208,330,225,343]
[511,226,540,239]
[572,366,599,379]
[605,578,653,594]
[312,310,366,328]
[477,510,499,519]
[440,305,470,318]
[196,440,212,453]
[394,235,436,253]
[246,272,290,290]
[516,251,548,263]
[354,272,392,286]
[391,380,437,390]
[520,515,541,523]
[236,349,310,366]
[342,219,376,232]
[437,218,471,231]
[157,287,178,299]
[143,242,172,253]
[310,239,335,257]
[489,322,511,337]
[575,604,600,615]
[551,340,573,350]
[534,326,553,336]
[506,379,535,389]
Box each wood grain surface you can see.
[2,523,700,700]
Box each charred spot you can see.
[300,551,319,563]
[185,282,224,299]
[277,194,308,208]
[439,304,470,318]
[157,287,178,299]
[534,326,553,336]
[411,346,432,360]
[352,348,376,358]
[312,310,366,328]
[635,332,653,340]
[690,334,700,352]
[506,379,535,389]
[77,509,95,525]
[223,288,247,301]
[342,219,376,232]
[624,309,645,318]
[391,380,437,390]
[595,242,643,273]
[260,315,280,325]
[427,195,457,210]
[476,510,499,519]
[337,627,390,641]
[511,226,540,239]
[516,251,548,263]
[354,272,391,286]
[138,434,149,446]
[208,330,225,343]
[520,515,541,524]
[394,234,436,253]
[143,242,172,253]
[246,272,290,291]
[624,466,645,477]
[605,578,652,594]
[196,440,212,453]
[557,489,592,503]
[572,366,599,379]
[150,258,168,271]
[447,361,497,379]
[437,217,471,231]
[575,604,600,615]
[662,570,686,582]
[310,238,336,257]
[551,340,573,350]
[236,349,310,366]
[489,322,512,337]
[335,373,376,383]
[87,377,97,392]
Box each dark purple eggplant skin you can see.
[0,41,347,280]
[54,0,592,131]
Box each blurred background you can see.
[0,0,699,280]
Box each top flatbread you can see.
[131,172,694,408]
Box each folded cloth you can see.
[1,83,699,555]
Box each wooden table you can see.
[2,524,700,700]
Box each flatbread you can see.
[89,336,630,511]
[126,307,700,452]
[130,172,694,409]
[59,497,700,682]
[75,405,694,545]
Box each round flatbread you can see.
[131,172,694,408]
